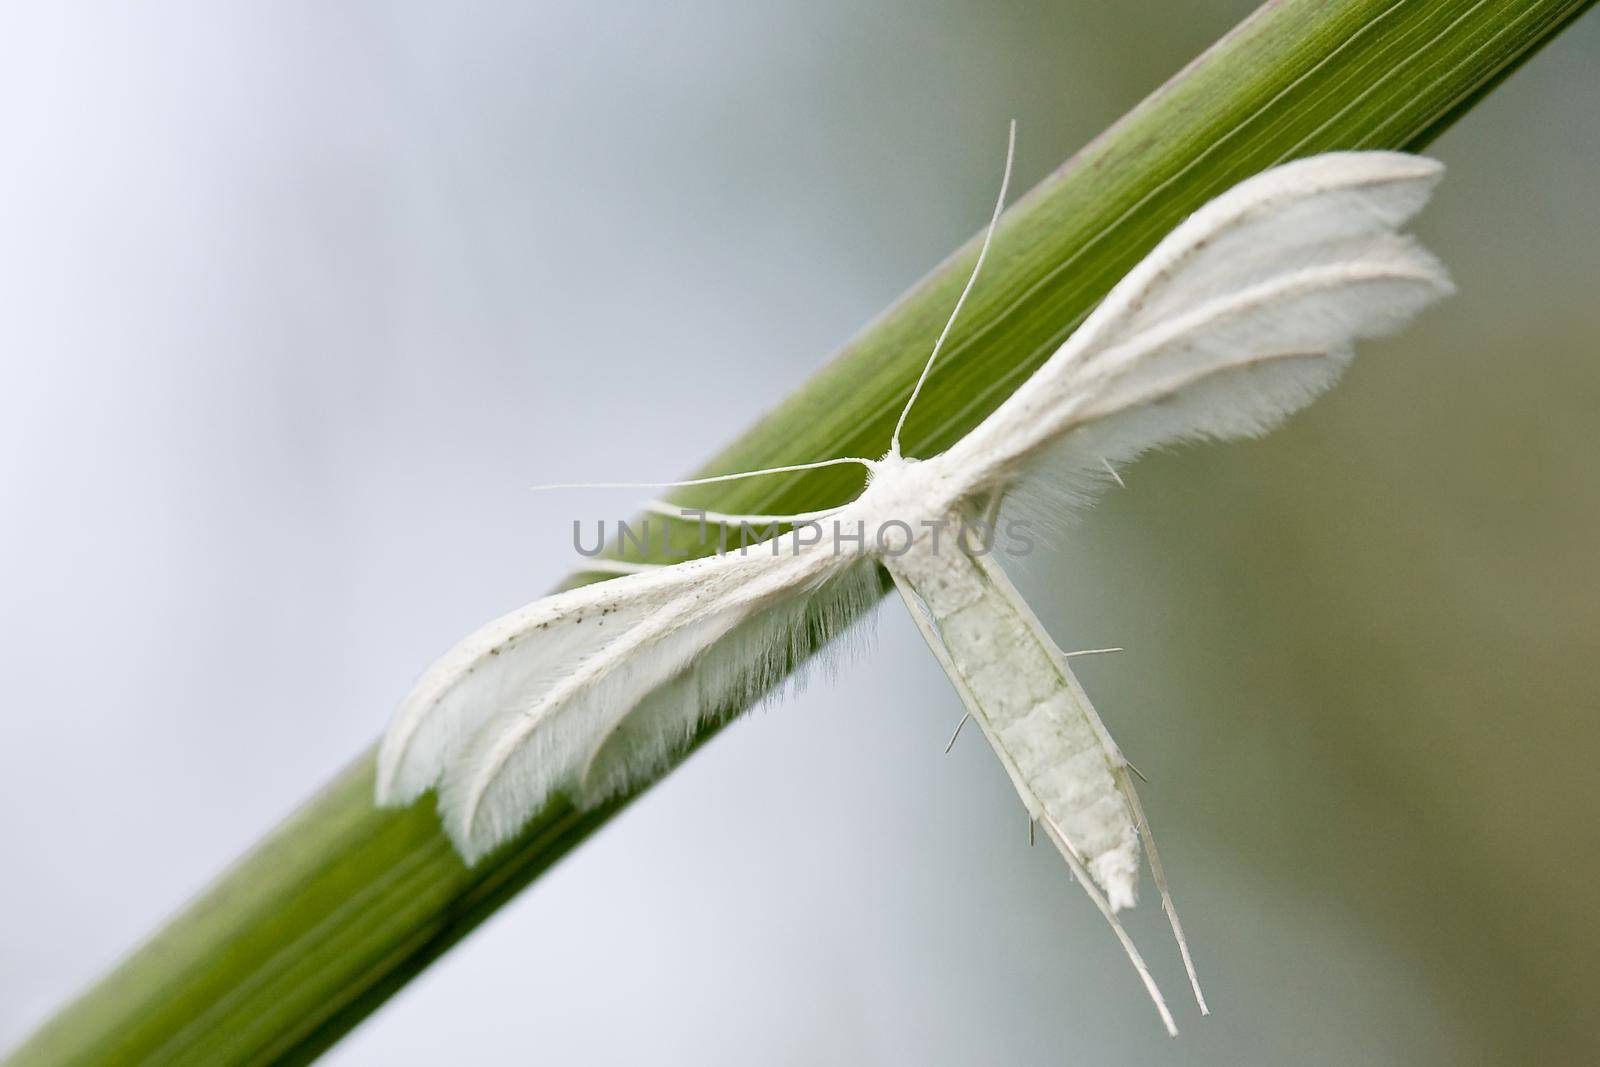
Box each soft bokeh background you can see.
[3,3,1597,1063]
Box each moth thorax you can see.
[858,452,961,543]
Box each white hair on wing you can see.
[1106,154,1443,337]
[1071,239,1448,414]
[435,554,882,860]
[948,152,1452,542]
[1002,348,1355,534]
[575,559,883,805]
[376,560,724,807]
[1061,152,1445,365]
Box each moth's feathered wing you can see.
[379,545,877,862]
[937,151,1453,505]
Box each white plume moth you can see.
[377,126,1452,1034]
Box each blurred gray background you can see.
[3,2,1597,1063]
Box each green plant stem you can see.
[8,1,1593,1063]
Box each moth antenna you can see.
[1124,758,1150,783]
[1116,771,1208,1015]
[1039,815,1180,1037]
[1028,815,1036,847]
[944,711,972,754]
[889,119,1017,459]
[530,455,875,492]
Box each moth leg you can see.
[642,498,842,526]
[1115,769,1208,1015]
[954,486,1010,557]
[979,486,1005,531]
[943,712,972,754]
[571,558,666,576]
[577,501,844,576]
